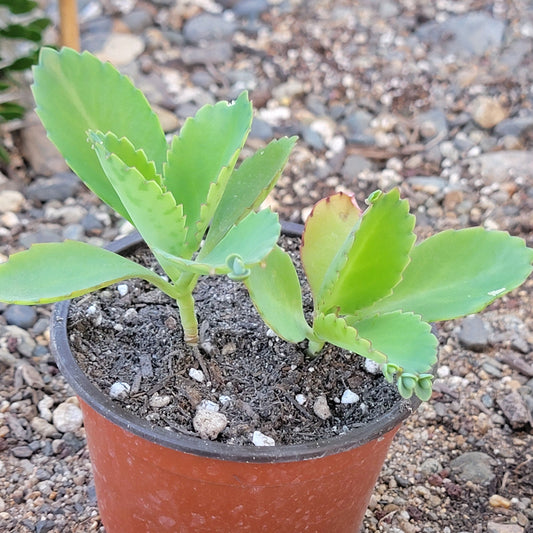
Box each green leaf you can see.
[352,311,438,374]
[0,242,175,304]
[0,24,41,42]
[90,132,186,280]
[0,102,25,121]
[155,211,281,277]
[0,0,38,14]
[163,92,253,257]
[319,189,416,315]
[301,192,362,302]
[200,210,280,268]
[91,130,161,186]
[366,227,533,322]
[313,313,387,364]
[203,136,297,253]
[244,246,311,343]
[32,48,167,221]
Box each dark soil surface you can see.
[68,237,402,446]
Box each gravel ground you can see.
[1,0,532,531]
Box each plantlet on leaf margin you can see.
[245,189,533,401]
[0,47,296,346]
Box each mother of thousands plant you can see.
[245,190,533,400]
[0,47,532,402]
[0,47,296,345]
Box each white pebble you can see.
[86,304,98,315]
[109,382,130,399]
[197,400,219,412]
[364,359,381,374]
[52,402,83,433]
[117,284,128,296]
[38,396,54,422]
[295,394,306,405]
[341,389,360,404]
[219,395,232,407]
[189,368,205,382]
[149,394,171,408]
[437,365,450,378]
[193,409,227,440]
[252,431,275,447]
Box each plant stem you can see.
[171,271,201,344]
[307,338,324,356]
[176,291,199,344]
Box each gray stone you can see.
[26,172,81,202]
[94,33,145,66]
[18,229,63,248]
[122,9,153,33]
[419,458,443,476]
[497,391,532,429]
[416,108,448,139]
[341,154,373,179]
[302,127,325,150]
[458,316,489,351]
[181,42,233,66]
[449,451,495,485]
[183,13,236,44]
[250,118,273,140]
[416,12,506,57]
[11,445,34,459]
[233,0,269,18]
[343,110,375,144]
[473,151,533,183]
[4,305,37,329]
[494,116,533,137]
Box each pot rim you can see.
[50,225,420,463]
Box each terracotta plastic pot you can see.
[50,227,420,533]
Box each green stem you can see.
[173,271,200,345]
[176,291,199,344]
[307,338,324,356]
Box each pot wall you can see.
[81,397,399,533]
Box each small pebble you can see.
[313,396,332,420]
[489,494,512,508]
[52,402,84,433]
[189,368,205,382]
[193,409,227,440]
[116,284,128,296]
[252,430,275,447]
[295,394,306,405]
[109,382,130,399]
[341,389,360,404]
[149,393,171,408]
[4,305,38,329]
[364,359,381,374]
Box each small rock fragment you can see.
[189,368,205,382]
[193,409,227,440]
[489,494,512,508]
[38,396,54,421]
[149,393,171,408]
[116,284,128,296]
[449,451,495,485]
[313,396,331,420]
[295,394,306,405]
[487,522,524,533]
[19,363,44,388]
[252,430,275,447]
[109,382,130,399]
[497,391,532,429]
[364,359,381,374]
[52,402,83,433]
[197,400,219,412]
[458,316,489,351]
[31,417,59,438]
[341,389,360,404]
[471,96,508,129]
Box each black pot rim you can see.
[50,226,420,463]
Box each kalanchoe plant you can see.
[244,190,533,400]
[0,47,296,345]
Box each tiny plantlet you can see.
[0,48,532,402]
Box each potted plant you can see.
[0,47,532,532]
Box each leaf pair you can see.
[246,189,533,400]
